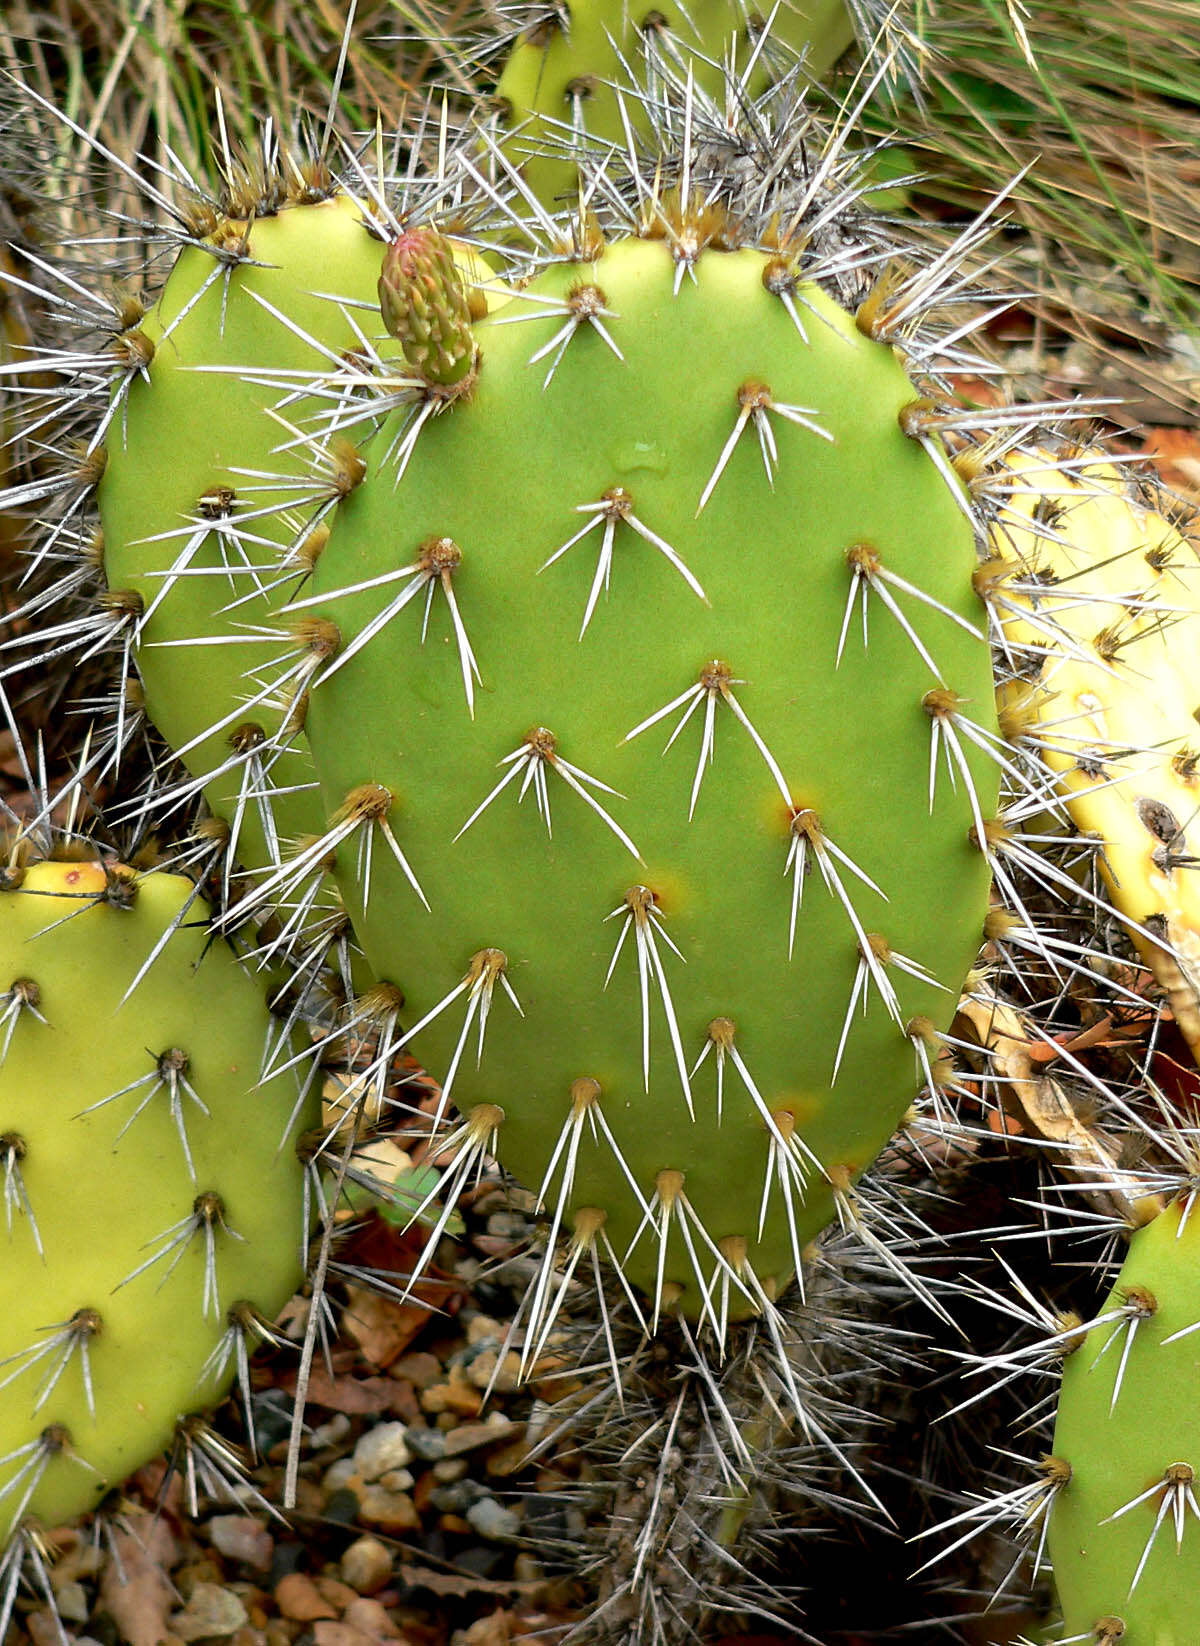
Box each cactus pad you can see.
[295,230,998,1323]
[492,0,856,210]
[988,449,1200,1059]
[1049,1201,1200,1643]
[0,855,313,1536]
[95,192,396,884]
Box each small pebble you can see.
[388,1353,440,1389]
[209,1516,274,1573]
[310,1414,352,1451]
[442,1419,519,1459]
[378,1467,414,1491]
[292,1477,328,1518]
[312,1625,375,1646]
[430,1479,487,1513]
[178,1559,224,1597]
[421,1366,481,1418]
[356,1486,420,1533]
[485,1439,529,1479]
[315,1577,358,1611]
[275,1573,338,1623]
[343,1598,399,1638]
[403,1426,446,1462]
[171,1580,249,1640]
[268,1543,307,1589]
[465,1497,522,1542]
[322,1459,360,1495]
[324,1489,364,1526]
[55,1581,89,1624]
[432,1458,468,1483]
[352,1422,412,1480]
[466,1349,522,1392]
[339,1537,393,1596]
[465,1314,502,1347]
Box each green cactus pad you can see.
[494,0,855,210]
[1049,1202,1200,1646]
[0,856,313,1533]
[97,193,398,881]
[296,234,996,1320]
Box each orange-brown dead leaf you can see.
[340,1283,444,1369]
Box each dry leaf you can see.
[340,1284,438,1369]
[278,1366,399,1414]
[398,1564,544,1600]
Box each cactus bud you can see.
[378,227,476,387]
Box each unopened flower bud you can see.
[378,227,476,387]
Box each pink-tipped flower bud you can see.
[378,227,476,387]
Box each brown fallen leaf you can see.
[277,1366,399,1414]
[398,1564,545,1600]
[99,1513,178,1646]
[956,989,1162,1228]
[340,1284,442,1370]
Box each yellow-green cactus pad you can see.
[0,857,313,1534]
[97,194,396,882]
[987,449,1200,1060]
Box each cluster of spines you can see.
[518,1218,924,1645]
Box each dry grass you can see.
[858,0,1200,417]
[0,0,484,211]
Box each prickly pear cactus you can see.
[1048,1200,1200,1644]
[291,221,999,1322]
[0,851,314,1543]
[987,449,1200,1058]
[490,0,855,210]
